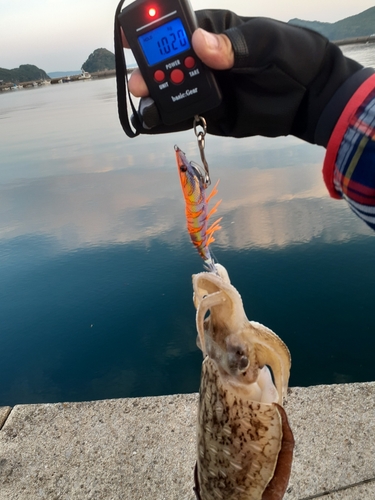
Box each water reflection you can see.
[0,132,372,252]
[0,53,374,406]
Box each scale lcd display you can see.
[138,17,191,66]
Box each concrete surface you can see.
[0,383,374,499]
[0,408,11,431]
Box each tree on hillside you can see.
[0,64,49,83]
[82,48,115,73]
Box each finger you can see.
[121,28,149,96]
[192,29,234,70]
[128,68,150,97]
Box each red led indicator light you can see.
[148,7,157,17]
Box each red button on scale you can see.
[154,70,165,82]
[184,56,195,69]
[170,68,184,84]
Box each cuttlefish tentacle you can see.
[195,291,227,356]
[249,321,291,403]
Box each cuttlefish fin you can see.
[262,404,295,500]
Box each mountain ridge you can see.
[47,70,81,79]
[288,6,375,40]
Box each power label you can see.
[118,0,222,125]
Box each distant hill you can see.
[48,70,81,78]
[0,64,49,84]
[289,6,375,40]
[82,48,115,73]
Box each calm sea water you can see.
[0,44,374,406]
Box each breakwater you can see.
[334,35,375,46]
[0,68,132,92]
[49,69,118,84]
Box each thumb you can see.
[192,28,234,70]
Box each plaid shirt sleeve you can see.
[322,73,375,230]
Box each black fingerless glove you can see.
[136,9,373,147]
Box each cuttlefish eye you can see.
[238,355,249,371]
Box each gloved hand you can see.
[125,9,368,146]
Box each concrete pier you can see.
[0,68,133,91]
[334,35,375,46]
[0,383,374,499]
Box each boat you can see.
[78,69,92,80]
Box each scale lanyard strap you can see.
[114,0,142,138]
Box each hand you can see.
[122,28,234,98]
[121,9,364,145]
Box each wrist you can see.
[315,68,375,147]
[323,72,375,199]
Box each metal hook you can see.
[193,115,210,187]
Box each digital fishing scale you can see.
[115,0,222,132]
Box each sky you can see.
[1,0,375,73]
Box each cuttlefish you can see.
[192,264,294,500]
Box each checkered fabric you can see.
[323,74,375,230]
